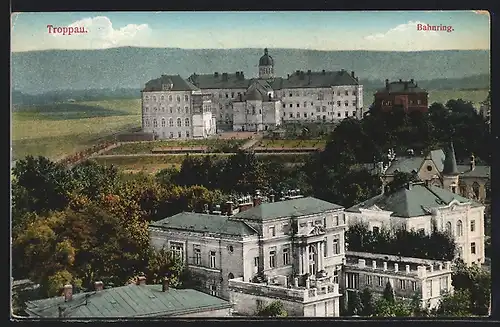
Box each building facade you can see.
[344,251,453,310]
[141,75,216,139]
[346,182,486,266]
[186,49,364,131]
[373,79,428,113]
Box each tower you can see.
[258,48,274,80]
[441,142,460,193]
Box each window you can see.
[167,118,173,127]
[177,106,181,113]
[178,131,182,138]
[176,95,181,102]
[289,93,292,97]
[153,96,157,101]
[426,280,432,297]
[185,118,190,127]
[269,226,276,237]
[337,112,341,117]
[185,106,189,114]
[145,106,149,113]
[296,112,300,118]
[458,246,463,258]
[184,95,189,102]
[225,93,228,98]
[316,106,321,112]
[457,220,463,236]
[333,268,339,284]
[209,251,216,268]
[471,220,475,232]
[186,131,190,138]
[169,132,174,138]
[193,245,201,265]
[440,277,448,294]
[471,242,476,254]
[297,103,300,107]
[145,119,150,127]
[209,284,217,296]
[169,106,173,113]
[366,275,372,285]
[445,221,452,235]
[145,95,149,100]
[304,102,307,107]
[283,248,290,265]
[254,256,259,268]
[154,107,158,112]
[161,118,166,127]
[168,95,172,101]
[353,91,357,96]
[332,235,340,255]
[177,118,182,127]
[304,113,308,118]
[161,95,165,101]
[417,100,422,105]
[373,226,380,234]
[377,276,383,286]
[153,119,158,128]
[323,238,328,257]
[337,101,341,106]
[282,103,286,108]
[334,215,339,226]
[399,279,406,290]
[269,249,276,268]
[170,242,184,261]
[344,111,348,117]
[231,92,235,98]
[346,273,359,289]
[289,104,293,108]
[345,90,349,96]
[289,113,293,118]
[411,281,417,291]
[344,101,349,107]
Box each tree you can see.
[433,289,472,317]
[70,160,119,200]
[360,288,374,316]
[346,290,363,316]
[145,247,185,287]
[256,300,288,317]
[374,297,412,317]
[385,171,419,193]
[452,261,491,316]
[382,281,395,304]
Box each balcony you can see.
[228,277,340,304]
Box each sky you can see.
[11,11,490,52]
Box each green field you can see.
[363,89,489,109]
[256,139,326,148]
[12,99,141,161]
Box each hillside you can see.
[12,48,490,94]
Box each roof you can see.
[149,212,258,236]
[376,80,427,93]
[270,70,360,89]
[457,165,490,178]
[25,285,231,318]
[143,75,199,92]
[442,142,459,175]
[259,48,274,66]
[384,149,445,175]
[346,183,482,218]
[243,79,274,101]
[234,197,343,221]
[188,72,251,90]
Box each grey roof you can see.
[143,75,199,92]
[442,142,459,175]
[347,183,482,218]
[234,197,343,221]
[457,165,491,178]
[245,88,264,101]
[150,212,257,236]
[25,285,231,318]
[270,70,360,89]
[243,79,274,101]
[259,48,274,66]
[376,80,427,93]
[430,149,446,172]
[188,72,251,89]
[384,149,445,175]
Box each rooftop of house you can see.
[188,72,251,90]
[25,284,231,318]
[234,196,343,221]
[149,212,258,236]
[346,183,482,218]
[143,74,199,92]
[376,79,428,94]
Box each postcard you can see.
[11,11,491,319]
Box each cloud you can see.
[362,21,446,51]
[49,16,152,49]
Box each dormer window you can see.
[162,82,173,91]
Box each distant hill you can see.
[12,47,490,94]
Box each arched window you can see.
[459,181,468,197]
[472,182,480,199]
[153,119,158,128]
[308,244,317,275]
[185,118,190,127]
[161,95,164,100]
[169,118,174,127]
[176,95,181,102]
[153,96,156,101]
[185,106,189,114]
[445,221,452,235]
[168,95,173,101]
[177,118,182,127]
[184,95,189,102]
[161,118,166,127]
[169,106,173,113]
[177,106,181,113]
[457,220,463,237]
[144,119,150,127]
[228,273,234,280]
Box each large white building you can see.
[141,75,216,139]
[186,48,364,132]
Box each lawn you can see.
[103,139,245,155]
[257,139,327,148]
[12,99,141,161]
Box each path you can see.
[240,133,264,150]
[93,152,312,159]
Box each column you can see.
[298,246,303,275]
[318,242,323,271]
[305,245,310,275]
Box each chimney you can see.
[269,194,275,202]
[429,264,434,273]
[410,78,414,84]
[385,79,389,90]
[351,71,355,78]
[404,82,408,90]
[470,154,476,171]
[358,259,366,268]
[405,265,410,273]
[394,263,399,272]
[94,281,104,291]
[137,276,146,286]
[63,284,73,302]
[225,201,234,216]
[307,69,311,74]
[417,266,427,278]
[399,79,402,82]
[322,69,326,75]
[236,72,240,77]
[240,72,245,79]
[383,262,388,271]
[214,72,219,77]
[162,277,169,292]
[296,70,300,74]
[287,74,290,79]
[438,263,443,270]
